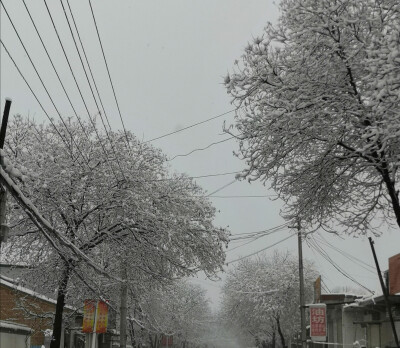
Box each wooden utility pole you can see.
[368,237,400,348]
[297,220,307,348]
[120,262,128,348]
[0,98,11,250]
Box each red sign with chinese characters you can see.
[389,253,400,295]
[310,304,327,341]
[82,300,109,334]
[161,335,173,347]
[95,300,109,334]
[82,300,96,333]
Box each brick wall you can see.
[0,283,74,346]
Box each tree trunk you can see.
[271,331,276,348]
[50,263,72,348]
[276,316,286,348]
[148,334,153,348]
[381,168,400,229]
[129,318,136,348]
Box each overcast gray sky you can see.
[1,0,399,307]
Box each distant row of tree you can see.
[219,251,316,348]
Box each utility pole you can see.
[297,220,307,348]
[120,261,128,348]
[368,237,400,348]
[0,98,11,250]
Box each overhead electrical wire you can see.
[58,0,127,182]
[64,0,111,132]
[206,179,237,197]
[0,39,89,168]
[228,228,285,243]
[188,170,240,179]
[42,0,121,182]
[229,221,293,241]
[88,0,131,151]
[0,0,89,166]
[226,227,289,252]
[145,108,239,143]
[307,236,374,294]
[21,0,91,143]
[315,233,376,272]
[168,136,234,161]
[145,170,241,182]
[321,278,331,293]
[314,237,376,276]
[226,234,295,265]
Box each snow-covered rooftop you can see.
[0,274,76,311]
[0,320,33,333]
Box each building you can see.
[308,253,400,347]
[0,320,32,348]
[0,272,82,348]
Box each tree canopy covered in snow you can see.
[225,0,400,235]
[132,280,213,347]
[1,116,228,345]
[220,251,316,347]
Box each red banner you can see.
[310,304,327,341]
[95,300,109,334]
[161,335,173,346]
[82,300,96,333]
[389,253,400,295]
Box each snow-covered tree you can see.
[1,116,228,347]
[132,280,213,348]
[225,0,400,235]
[220,251,316,348]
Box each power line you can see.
[64,0,111,131]
[226,234,295,265]
[21,0,90,143]
[88,0,131,151]
[206,179,236,197]
[145,170,241,182]
[307,237,373,294]
[168,136,234,161]
[226,227,289,252]
[42,0,121,182]
[190,170,240,179]
[0,0,89,166]
[58,0,127,181]
[321,278,331,293]
[145,108,238,143]
[0,39,81,164]
[316,233,376,271]
[313,234,376,274]
[230,221,293,238]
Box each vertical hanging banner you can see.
[82,300,97,333]
[389,253,400,295]
[310,303,327,341]
[95,300,109,333]
[161,335,173,347]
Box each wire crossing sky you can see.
[0,0,399,307]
